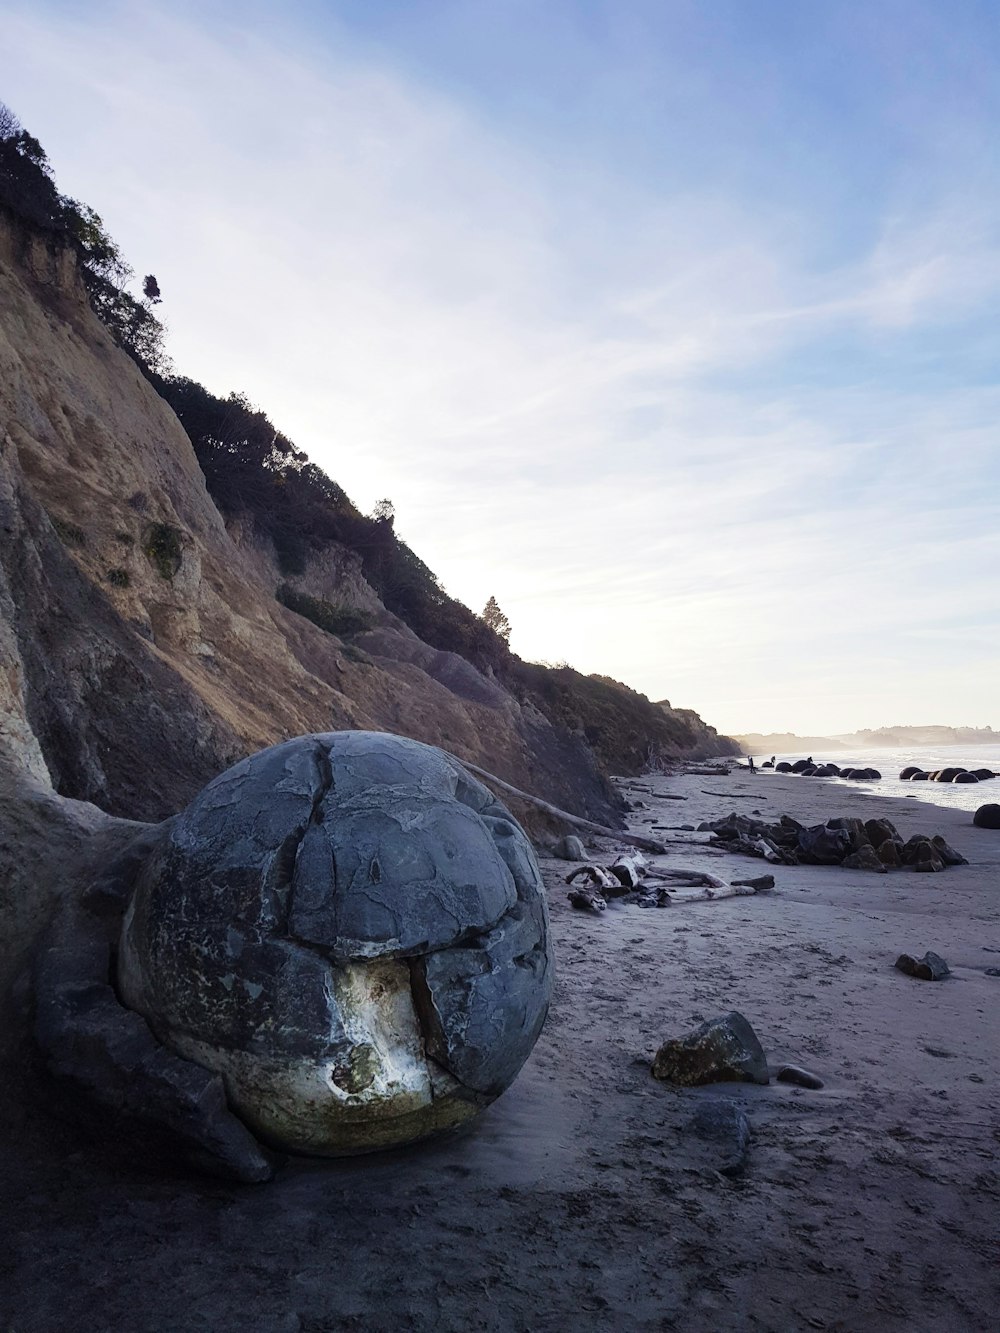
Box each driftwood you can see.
[567,885,606,912]
[610,853,647,889]
[700,791,766,801]
[457,760,668,854]
[644,868,728,889]
[731,874,776,890]
[657,793,689,801]
[566,865,617,889]
[662,882,769,905]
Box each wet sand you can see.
[2,768,998,1331]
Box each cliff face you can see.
[0,214,734,837]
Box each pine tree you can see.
[482,595,511,643]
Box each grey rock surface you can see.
[687,1098,752,1176]
[118,731,553,1157]
[652,1011,769,1087]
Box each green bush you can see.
[277,585,375,637]
[51,516,86,547]
[143,522,182,579]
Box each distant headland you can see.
[735,725,998,754]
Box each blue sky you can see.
[1,0,998,734]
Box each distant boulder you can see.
[911,771,930,781]
[899,766,921,780]
[775,762,792,773]
[973,769,996,780]
[937,767,964,783]
[953,772,979,783]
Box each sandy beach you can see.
[2,767,998,1332]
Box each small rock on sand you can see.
[652,1011,769,1086]
[552,834,587,861]
[895,951,950,981]
[776,1064,824,1090]
[687,1098,752,1177]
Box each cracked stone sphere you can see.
[118,732,553,1156]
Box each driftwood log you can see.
[700,791,766,800]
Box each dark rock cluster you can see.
[697,811,968,873]
[773,759,882,780]
[900,765,997,784]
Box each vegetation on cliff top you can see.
[0,99,735,772]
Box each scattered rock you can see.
[930,835,968,866]
[776,1064,824,1090]
[687,1098,752,1176]
[797,823,852,865]
[842,844,887,873]
[552,834,588,861]
[652,1011,769,1087]
[895,951,950,981]
[877,839,902,868]
[973,804,1000,830]
[864,817,899,848]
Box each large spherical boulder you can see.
[775,761,793,773]
[899,766,921,780]
[119,732,553,1157]
[973,769,996,780]
[954,771,979,783]
[973,804,1000,829]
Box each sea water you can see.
[757,745,1000,816]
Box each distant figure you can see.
[806,756,813,766]
[748,755,756,773]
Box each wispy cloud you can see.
[1,0,997,733]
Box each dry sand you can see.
[2,768,998,1331]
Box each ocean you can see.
[757,744,1000,816]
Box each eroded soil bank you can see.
[2,769,998,1331]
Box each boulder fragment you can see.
[776,1064,824,1090]
[895,951,950,981]
[652,1011,769,1087]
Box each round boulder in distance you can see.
[973,803,1000,830]
[899,767,921,780]
[973,769,996,781]
[118,732,553,1157]
[953,772,979,783]
[775,762,793,773]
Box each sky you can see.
[1,0,998,736]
